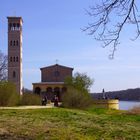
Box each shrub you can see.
[61,87,93,109]
[0,82,20,106]
[65,72,93,93]
[20,93,41,105]
[62,72,94,109]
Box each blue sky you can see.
[0,0,140,92]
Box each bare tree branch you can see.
[82,0,140,58]
[0,50,7,81]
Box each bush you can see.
[61,87,93,109]
[65,72,93,93]
[20,93,41,105]
[0,82,20,106]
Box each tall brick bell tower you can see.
[7,17,23,95]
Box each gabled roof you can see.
[40,64,73,70]
[32,82,64,85]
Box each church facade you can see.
[32,64,73,101]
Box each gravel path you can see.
[0,103,55,109]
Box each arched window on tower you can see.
[10,41,12,46]
[10,57,12,62]
[16,40,18,46]
[13,23,16,30]
[11,23,14,31]
[13,41,15,46]
[16,57,18,62]
[13,57,15,62]
[13,71,16,78]
[17,23,20,30]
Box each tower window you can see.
[11,23,14,31]
[10,57,12,62]
[16,57,18,62]
[17,23,20,30]
[13,57,15,62]
[10,41,12,46]
[13,23,16,30]
[13,71,16,78]
[13,41,15,46]
[17,23,19,27]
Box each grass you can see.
[0,107,140,140]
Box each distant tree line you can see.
[91,88,140,101]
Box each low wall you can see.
[93,99,119,110]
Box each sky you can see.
[0,0,140,93]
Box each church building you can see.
[7,16,74,99]
[32,64,73,101]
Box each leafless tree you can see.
[0,50,7,81]
[82,0,139,58]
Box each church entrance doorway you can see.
[54,87,60,101]
[34,87,41,95]
[46,87,53,101]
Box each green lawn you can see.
[0,107,140,140]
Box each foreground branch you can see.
[83,0,140,58]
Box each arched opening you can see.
[34,87,41,95]
[13,71,16,78]
[13,41,15,46]
[13,23,16,30]
[46,87,53,101]
[17,23,20,30]
[10,40,12,46]
[47,87,52,93]
[54,87,60,101]
[10,57,12,62]
[13,57,15,62]
[16,57,18,62]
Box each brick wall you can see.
[41,64,73,82]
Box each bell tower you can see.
[7,17,23,95]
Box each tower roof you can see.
[7,16,23,22]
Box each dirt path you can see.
[0,103,55,110]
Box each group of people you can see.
[41,95,59,107]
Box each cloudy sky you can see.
[0,0,140,92]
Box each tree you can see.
[62,73,93,108]
[0,50,7,81]
[83,0,139,58]
[65,72,93,93]
[0,82,19,106]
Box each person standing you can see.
[102,88,105,99]
[42,95,47,105]
[54,95,59,107]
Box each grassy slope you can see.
[0,107,140,140]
